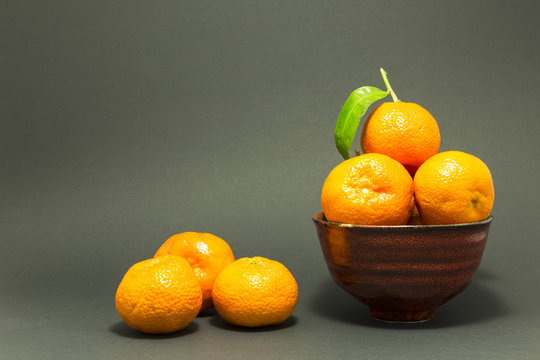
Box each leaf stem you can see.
[380,68,399,102]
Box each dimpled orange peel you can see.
[413,151,494,225]
[115,255,202,334]
[321,153,414,225]
[212,257,298,327]
[154,232,234,311]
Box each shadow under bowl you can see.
[312,213,492,322]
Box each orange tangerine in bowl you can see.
[414,151,494,225]
[321,153,414,225]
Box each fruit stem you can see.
[380,68,399,102]
[249,258,258,264]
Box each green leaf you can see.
[334,86,389,160]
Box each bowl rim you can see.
[312,212,493,229]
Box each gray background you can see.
[1,0,539,359]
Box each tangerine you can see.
[115,255,202,334]
[413,151,494,224]
[321,153,414,225]
[212,257,298,327]
[154,232,234,311]
[361,101,440,169]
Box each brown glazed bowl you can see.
[313,212,492,322]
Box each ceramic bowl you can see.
[312,212,492,322]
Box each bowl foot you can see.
[370,308,437,323]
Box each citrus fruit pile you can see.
[324,69,494,225]
[115,232,298,334]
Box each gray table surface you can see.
[2,1,540,359]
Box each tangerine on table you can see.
[212,257,298,327]
[321,153,414,225]
[115,255,202,334]
[361,101,441,172]
[154,232,234,311]
[413,151,494,225]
